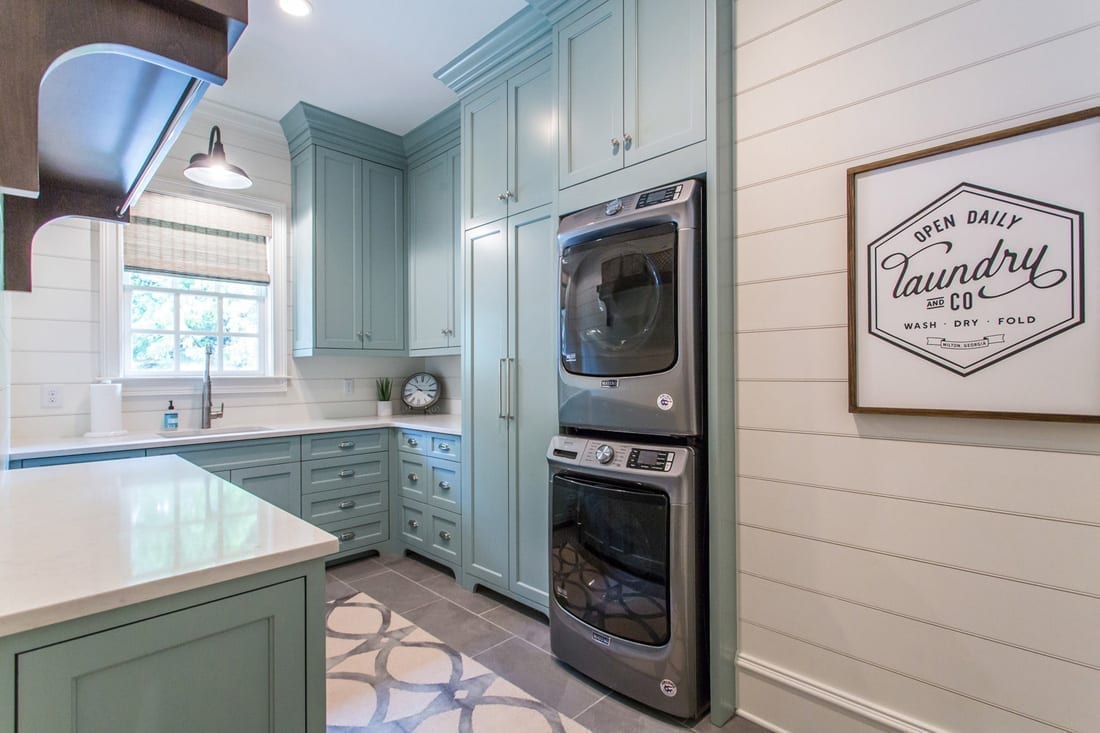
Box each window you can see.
[100,185,288,390]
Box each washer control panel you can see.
[626,448,674,472]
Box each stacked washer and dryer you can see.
[547,179,708,718]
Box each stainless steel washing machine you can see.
[547,434,707,718]
[557,179,704,437]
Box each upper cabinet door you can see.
[448,147,463,348]
[508,57,555,217]
[361,161,406,351]
[623,0,706,165]
[463,82,509,229]
[557,0,625,189]
[408,150,457,351]
[315,147,364,350]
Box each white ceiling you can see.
[204,0,528,135]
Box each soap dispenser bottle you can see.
[163,401,179,431]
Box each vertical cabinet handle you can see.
[507,357,515,419]
[338,469,356,478]
[338,500,356,510]
[438,481,451,490]
[438,530,452,542]
[498,358,507,419]
[339,531,356,542]
[408,519,419,529]
[338,441,356,449]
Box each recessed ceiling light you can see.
[279,0,312,17]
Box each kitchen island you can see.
[0,455,337,732]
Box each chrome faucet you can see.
[201,344,224,429]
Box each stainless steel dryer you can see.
[557,179,704,437]
[547,434,707,718]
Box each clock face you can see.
[402,372,441,410]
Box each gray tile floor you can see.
[326,551,766,733]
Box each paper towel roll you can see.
[86,381,127,437]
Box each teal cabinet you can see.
[2,565,327,733]
[463,205,557,610]
[228,463,302,516]
[407,147,461,353]
[558,0,706,188]
[462,56,555,230]
[282,104,407,357]
[393,429,463,575]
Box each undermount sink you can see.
[156,426,271,439]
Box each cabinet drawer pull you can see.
[337,441,355,449]
[408,519,419,529]
[407,472,419,482]
[338,500,356,510]
[339,531,356,542]
[438,443,450,452]
[407,437,418,447]
[338,469,356,478]
[438,530,452,542]
[438,481,451,491]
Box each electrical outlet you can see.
[343,378,354,396]
[41,384,64,408]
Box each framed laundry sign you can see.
[847,106,1100,422]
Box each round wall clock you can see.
[401,372,441,412]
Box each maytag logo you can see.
[600,379,619,389]
[591,631,611,647]
[868,182,1083,376]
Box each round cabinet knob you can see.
[438,481,451,490]
[595,444,615,464]
[407,438,418,447]
[408,473,419,482]
[623,133,633,146]
[439,531,452,542]
[338,500,356,510]
[408,519,419,529]
[611,137,620,149]
[497,192,508,201]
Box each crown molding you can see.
[525,0,595,25]
[403,104,460,168]
[280,102,406,168]
[434,5,551,97]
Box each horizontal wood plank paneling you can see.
[733,0,839,48]
[738,379,1100,453]
[736,272,846,331]
[739,477,1100,596]
[735,666,894,733]
[737,432,1100,526]
[736,218,846,284]
[737,25,1100,185]
[736,0,971,95]
[739,625,1057,733]
[735,327,847,381]
[738,0,1100,138]
[740,526,1100,669]
[740,575,1100,731]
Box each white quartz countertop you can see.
[0,455,339,637]
[10,413,462,461]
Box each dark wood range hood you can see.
[0,0,248,291]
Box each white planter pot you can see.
[377,401,393,417]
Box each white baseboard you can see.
[737,654,938,733]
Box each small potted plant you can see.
[376,377,393,416]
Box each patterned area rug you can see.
[326,592,591,733]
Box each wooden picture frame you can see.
[847,106,1100,422]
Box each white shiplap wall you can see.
[733,2,1100,732]
[6,100,456,441]
[0,291,11,466]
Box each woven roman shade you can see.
[124,192,273,284]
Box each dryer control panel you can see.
[626,448,674,472]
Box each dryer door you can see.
[550,473,670,646]
[560,222,678,377]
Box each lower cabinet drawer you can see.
[323,515,389,556]
[398,454,428,502]
[399,455,460,512]
[302,482,388,524]
[399,500,461,565]
[302,454,388,494]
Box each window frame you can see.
[99,181,289,395]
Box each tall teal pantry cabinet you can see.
[436,7,559,612]
[281,103,407,357]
